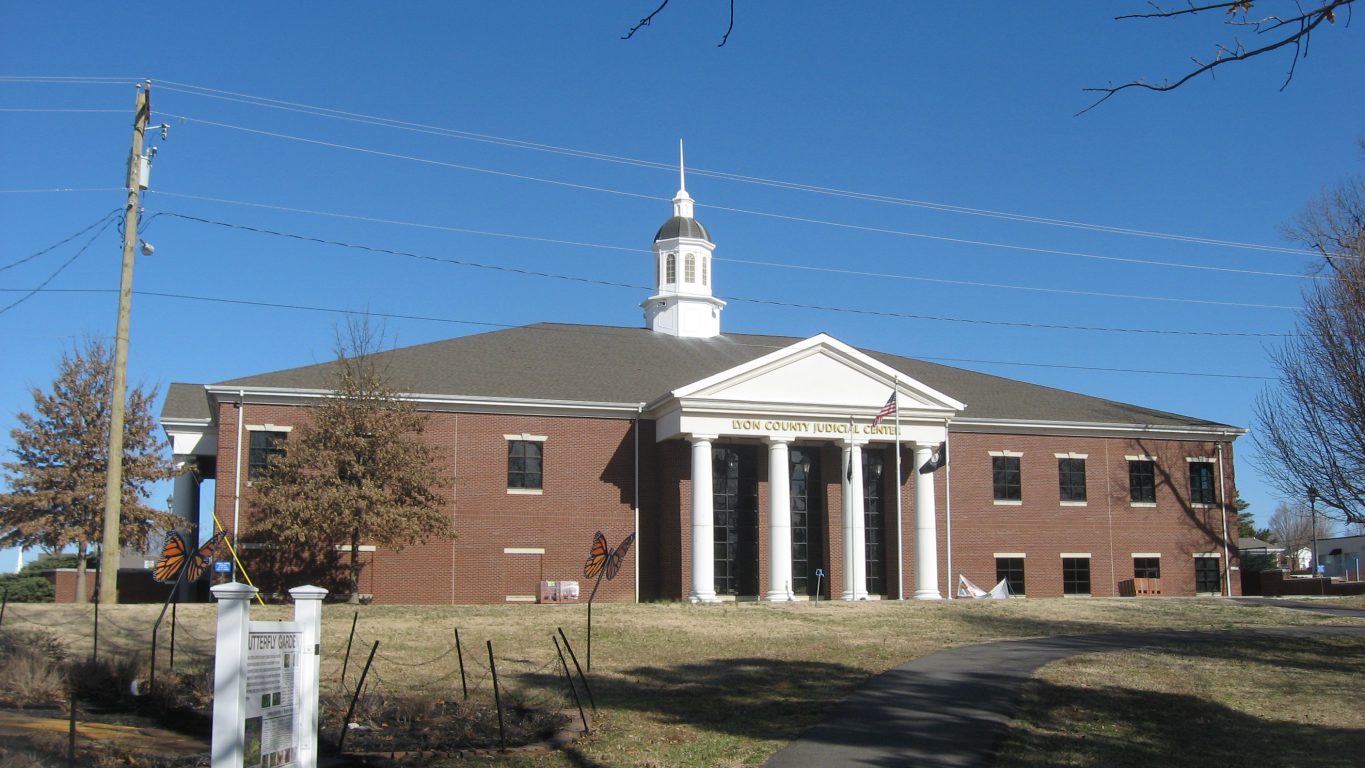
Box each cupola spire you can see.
[673,139,695,218]
[643,140,724,337]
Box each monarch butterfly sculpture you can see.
[581,530,635,671]
[152,530,224,585]
[583,530,635,582]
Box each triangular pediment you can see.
[670,334,965,415]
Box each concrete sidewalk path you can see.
[763,624,1365,768]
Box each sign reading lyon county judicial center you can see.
[672,415,948,446]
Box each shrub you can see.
[0,629,68,707]
[67,653,144,709]
[20,553,95,573]
[0,574,56,603]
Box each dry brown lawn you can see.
[2,596,1360,767]
[997,633,1365,767]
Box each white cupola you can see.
[641,141,726,338]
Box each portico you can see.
[648,334,964,603]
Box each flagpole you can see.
[894,376,903,600]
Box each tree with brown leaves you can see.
[250,319,451,602]
[0,338,178,603]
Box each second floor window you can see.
[993,455,1022,501]
[248,430,288,480]
[1058,458,1087,502]
[1189,462,1216,505]
[1129,459,1156,503]
[508,440,543,490]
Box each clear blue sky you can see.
[2,3,1362,569]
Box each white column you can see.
[912,443,942,600]
[289,585,328,768]
[689,436,719,603]
[841,441,866,600]
[172,457,201,601]
[210,581,258,768]
[850,443,867,600]
[765,438,794,601]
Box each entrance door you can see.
[863,451,887,596]
[713,445,759,596]
[789,447,825,597]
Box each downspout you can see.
[894,376,903,600]
[944,424,953,599]
[634,403,642,604]
[1217,437,1231,597]
[231,389,245,582]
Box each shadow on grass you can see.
[524,656,870,744]
[999,679,1365,768]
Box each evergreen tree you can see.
[0,338,177,603]
[251,319,451,602]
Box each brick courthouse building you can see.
[160,175,1244,603]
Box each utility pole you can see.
[100,81,151,604]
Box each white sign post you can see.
[212,582,327,768]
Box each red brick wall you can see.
[943,432,1239,598]
[211,396,1240,603]
[215,401,644,604]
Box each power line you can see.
[152,113,1332,282]
[923,355,1274,381]
[153,190,645,253]
[3,287,1278,381]
[0,188,124,194]
[150,79,1315,257]
[0,108,124,113]
[0,215,118,316]
[153,211,1295,338]
[157,113,664,204]
[150,191,1296,310]
[1,207,120,272]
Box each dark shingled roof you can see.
[654,216,711,242]
[162,382,212,421]
[162,323,1234,431]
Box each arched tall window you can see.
[702,256,709,287]
[685,253,696,283]
[665,253,676,284]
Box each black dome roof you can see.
[654,215,711,242]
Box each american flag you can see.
[872,391,897,427]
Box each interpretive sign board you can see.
[244,621,302,767]
[211,583,326,768]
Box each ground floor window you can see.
[1194,556,1221,594]
[996,557,1025,595]
[1134,557,1161,579]
[1062,557,1091,595]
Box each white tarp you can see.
[957,574,1011,599]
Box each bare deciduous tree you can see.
[1081,1,1355,113]
[1255,167,1365,525]
[250,318,451,602]
[1266,500,1337,563]
[0,338,178,602]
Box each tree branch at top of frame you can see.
[622,0,737,47]
[1078,0,1354,115]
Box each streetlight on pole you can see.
[1307,486,1319,576]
